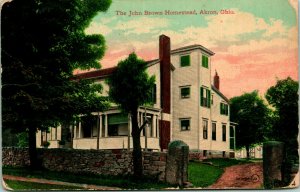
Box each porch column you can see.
[97,113,100,150]
[128,114,132,151]
[99,115,103,138]
[156,116,159,138]
[78,122,82,138]
[74,122,77,139]
[145,123,148,151]
[152,115,156,137]
[140,112,144,136]
[104,114,108,137]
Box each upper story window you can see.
[200,87,211,108]
[180,55,190,67]
[202,55,209,68]
[220,103,229,115]
[151,84,157,104]
[180,118,190,131]
[180,86,190,99]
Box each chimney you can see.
[214,71,220,90]
[159,34,171,114]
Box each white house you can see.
[36,35,236,157]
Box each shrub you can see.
[42,141,50,148]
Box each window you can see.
[151,84,157,104]
[180,119,190,131]
[180,55,190,67]
[212,122,216,140]
[203,119,208,139]
[200,87,211,108]
[211,94,214,105]
[180,86,190,98]
[222,124,226,141]
[220,103,229,115]
[202,55,209,68]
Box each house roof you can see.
[75,44,214,79]
[171,44,215,56]
[211,85,230,103]
[74,67,117,80]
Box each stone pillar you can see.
[104,114,108,137]
[165,140,189,187]
[263,141,284,189]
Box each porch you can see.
[72,107,161,151]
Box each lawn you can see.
[188,158,255,187]
[2,166,172,190]
[188,162,223,187]
[4,179,84,190]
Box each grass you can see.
[4,179,84,190]
[202,158,253,168]
[188,162,223,187]
[2,166,172,190]
[188,158,258,187]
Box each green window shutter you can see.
[200,87,204,106]
[206,56,209,68]
[202,55,209,68]
[225,105,228,115]
[207,90,211,108]
[220,103,223,114]
[180,55,190,67]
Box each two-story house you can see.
[36,35,236,157]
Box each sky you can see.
[83,0,298,99]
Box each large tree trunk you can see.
[245,145,250,159]
[131,109,143,178]
[28,126,38,169]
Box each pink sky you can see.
[80,0,298,99]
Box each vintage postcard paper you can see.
[2,0,298,190]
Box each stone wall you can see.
[2,147,166,181]
[189,150,231,160]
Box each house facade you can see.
[36,35,236,156]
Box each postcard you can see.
[2,0,299,190]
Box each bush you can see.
[42,141,50,148]
[58,140,65,145]
[16,132,28,147]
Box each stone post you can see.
[165,140,189,187]
[263,141,284,189]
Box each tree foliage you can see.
[107,53,155,177]
[230,91,271,158]
[266,77,299,163]
[2,0,111,168]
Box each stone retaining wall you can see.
[189,150,231,160]
[2,147,166,181]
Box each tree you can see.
[266,77,299,164]
[107,53,155,178]
[230,91,271,158]
[2,0,111,168]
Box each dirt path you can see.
[3,174,122,190]
[208,162,263,189]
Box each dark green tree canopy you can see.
[2,0,111,131]
[266,77,298,163]
[107,52,155,178]
[230,91,271,155]
[107,53,155,113]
